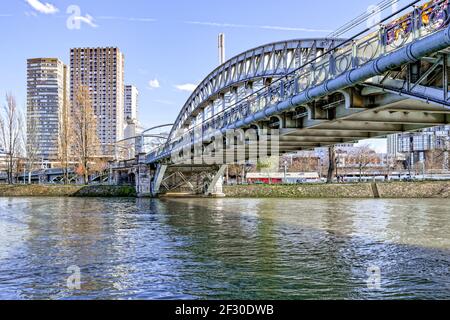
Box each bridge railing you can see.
[148,0,450,162]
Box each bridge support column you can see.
[135,153,151,197]
[205,165,227,197]
[136,169,151,197]
[108,166,114,185]
[151,164,168,197]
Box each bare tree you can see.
[430,135,450,171]
[0,94,23,184]
[326,146,336,184]
[58,89,71,184]
[70,85,101,184]
[352,144,377,182]
[288,155,319,173]
[22,101,40,184]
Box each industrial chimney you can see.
[218,33,225,65]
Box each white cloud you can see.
[148,79,161,89]
[185,21,332,33]
[25,0,58,14]
[175,83,197,92]
[97,16,157,22]
[73,14,98,28]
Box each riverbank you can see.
[223,181,450,198]
[0,184,136,197]
[1,181,449,198]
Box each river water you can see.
[0,197,449,300]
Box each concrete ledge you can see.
[2,182,449,198]
[72,185,136,197]
[224,181,450,199]
[0,185,136,197]
[377,181,450,198]
[224,183,374,198]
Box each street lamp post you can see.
[408,135,414,179]
[421,161,425,181]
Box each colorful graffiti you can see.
[385,0,449,45]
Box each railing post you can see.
[279,80,285,100]
[412,5,419,40]
[293,76,299,94]
[379,24,386,55]
[329,52,336,78]
[309,63,316,88]
[351,40,358,68]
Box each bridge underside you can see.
[278,89,450,153]
[218,51,450,153]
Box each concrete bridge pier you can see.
[205,165,227,197]
[136,153,152,197]
[151,164,168,197]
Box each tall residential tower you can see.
[27,58,68,165]
[124,85,139,121]
[70,47,125,155]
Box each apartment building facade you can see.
[70,47,125,156]
[387,126,450,162]
[27,58,68,165]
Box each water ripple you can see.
[0,197,449,300]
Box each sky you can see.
[0,0,415,153]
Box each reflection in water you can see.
[0,197,449,299]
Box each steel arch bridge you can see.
[143,0,450,196]
[168,38,346,141]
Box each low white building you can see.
[122,118,145,158]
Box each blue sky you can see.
[0,0,413,152]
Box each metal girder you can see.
[280,128,371,138]
[279,136,344,143]
[340,111,449,125]
[410,56,443,91]
[387,107,450,114]
[307,122,405,132]
[153,165,227,195]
